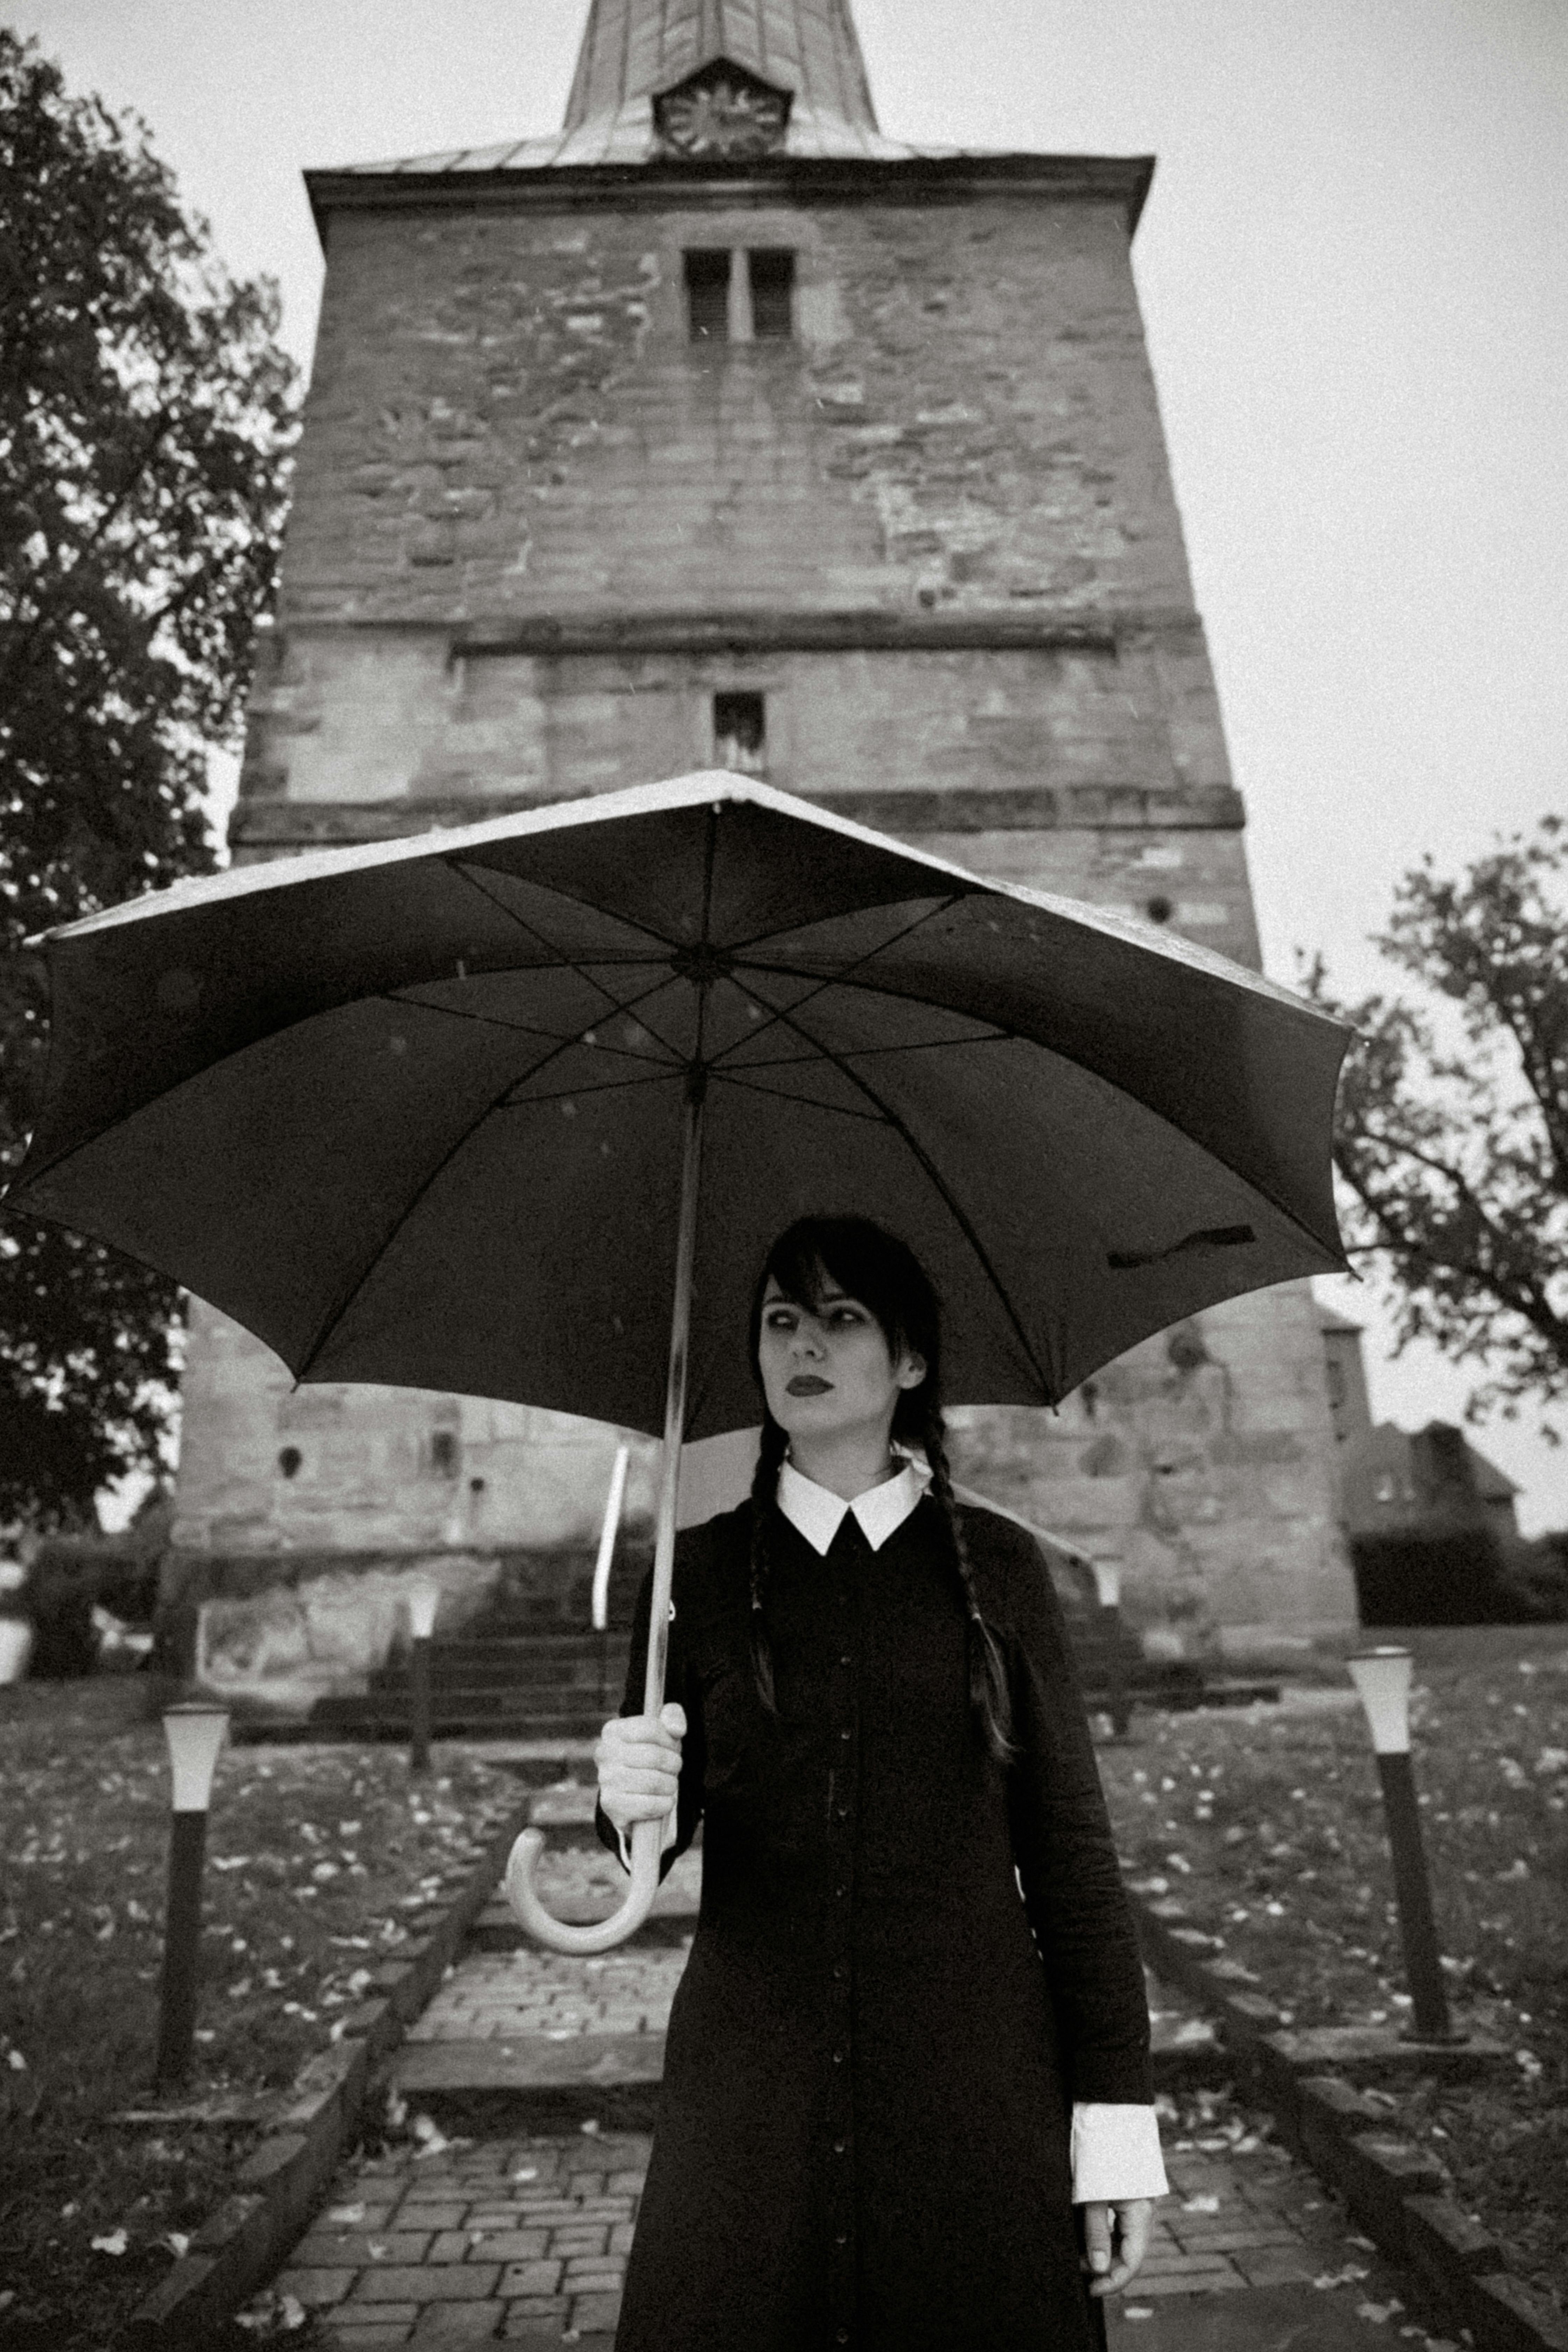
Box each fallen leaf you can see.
[91,2228,128,2256]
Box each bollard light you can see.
[405,1576,440,1773]
[1348,1646,1461,2043]
[1089,1557,1133,1741]
[154,1702,229,2090]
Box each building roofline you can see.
[304,150,1156,247]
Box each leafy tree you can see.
[1306,816,1567,1436]
[0,32,297,1529]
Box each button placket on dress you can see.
[823,1512,866,2346]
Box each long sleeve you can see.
[593,1557,706,1879]
[999,1526,1156,2108]
[1070,2102,1169,2203]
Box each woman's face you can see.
[756,1273,926,1451]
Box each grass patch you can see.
[1098,1624,1568,2317]
[0,1678,523,2350]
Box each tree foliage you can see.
[0,33,297,1528]
[1306,817,1568,1433]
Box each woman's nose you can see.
[791,1324,824,1358]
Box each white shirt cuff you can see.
[1070,2103,1169,2203]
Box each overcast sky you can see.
[13,0,1568,1529]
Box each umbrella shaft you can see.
[641,1078,707,1720]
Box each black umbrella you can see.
[7,771,1350,1947]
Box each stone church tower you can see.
[170,0,1357,1676]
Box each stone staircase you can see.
[310,1628,635,1744]
[279,1551,1263,1747]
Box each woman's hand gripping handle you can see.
[503,1703,685,1956]
[597,1703,687,1857]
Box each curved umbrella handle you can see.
[504,1813,664,1955]
[500,1071,706,1955]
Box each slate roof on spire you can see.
[333,0,967,174]
[565,0,878,139]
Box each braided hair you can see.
[746,1217,1018,1766]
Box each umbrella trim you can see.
[27,767,1352,1046]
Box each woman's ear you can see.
[896,1350,928,1391]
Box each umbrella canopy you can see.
[9,770,1350,1432]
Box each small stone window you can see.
[277,1446,302,1480]
[684,249,732,342]
[749,248,796,339]
[714,692,766,775]
[430,1429,460,1478]
[684,249,796,343]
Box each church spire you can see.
[563,0,880,145]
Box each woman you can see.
[596,1216,1167,2352]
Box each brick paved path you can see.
[255,1926,1441,2348]
[263,2093,1436,2348]
[271,2129,645,2347]
[242,1785,1450,2349]
[406,1945,691,2045]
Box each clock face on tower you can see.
[654,62,792,159]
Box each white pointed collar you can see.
[775,1455,930,1555]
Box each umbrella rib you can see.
[718,1031,1013,1074]
[737,996,1059,1398]
[497,1073,682,1108]
[722,889,968,964]
[706,897,971,1068]
[732,973,1345,1270]
[446,860,677,1006]
[712,1071,891,1124]
[288,986,687,1385]
[387,992,683,1071]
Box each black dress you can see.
[596,1493,1154,2352]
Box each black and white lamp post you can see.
[1090,1556,1132,1740]
[154,1701,230,2091]
[1347,1645,1462,2044]
[406,1577,440,1774]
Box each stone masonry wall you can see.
[169,171,1358,1668]
[241,631,1230,828]
[280,194,1194,624]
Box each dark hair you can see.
[746,1216,1017,1764]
